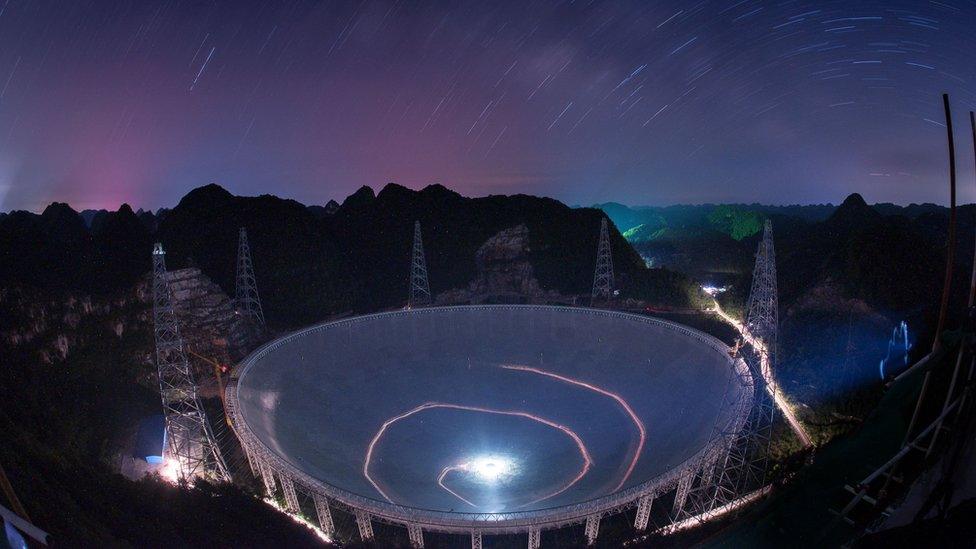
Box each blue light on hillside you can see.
[880,321,912,380]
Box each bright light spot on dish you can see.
[461,455,515,484]
[701,285,729,296]
[470,456,511,482]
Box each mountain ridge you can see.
[0,183,705,326]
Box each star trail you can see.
[0,0,974,211]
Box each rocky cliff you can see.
[437,224,567,304]
[473,224,541,298]
[129,267,259,395]
[164,268,255,366]
[0,287,142,366]
[1,266,256,402]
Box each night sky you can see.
[1,1,975,212]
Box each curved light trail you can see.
[364,402,594,506]
[436,465,479,508]
[500,364,647,491]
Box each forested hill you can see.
[597,195,969,327]
[595,199,948,242]
[0,183,704,326]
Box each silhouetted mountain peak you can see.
[826,193,881,229]
[41,202,79,220]
[41,202,87,233]
[376,182,413,201]
[39,202,87,243]
[95,203,145,237]
[341,185,375,209]
[177,183,235,210]
[373,182,463,205]
[307,199,341,218]
[421,183,454,195]
[841,193,868,209]
[421,183,463,200]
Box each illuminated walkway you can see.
[710,299,814,448]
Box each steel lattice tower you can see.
[674,350,774,521]
[744,220,778,365]
[737,220,778,487]
[741,219,778,479]
[235,227,266,329]
[152,243,230,482]
[591,217,614,301]
[675,221,779,521]
[409,221,432,307]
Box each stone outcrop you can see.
[4,268,258,389]
[472,224,541,299]
[160,268,257,369]
[0,287,119,364]
[439,224,567,305]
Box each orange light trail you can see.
[436,465,478,508]
[500,364,647,491]
[364,402,593,506]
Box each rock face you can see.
[472,224,540,300]
[162,268,256,369]
[131,267,259,389]
[0,287,135,365]
[439,224,565,304]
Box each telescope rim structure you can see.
[226,305,755,536]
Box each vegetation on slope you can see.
[0,286,324,545]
